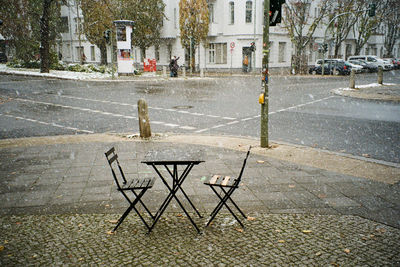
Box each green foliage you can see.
[179,0,209,70]
[0,0,61,62]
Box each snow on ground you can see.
[0,64,111,80]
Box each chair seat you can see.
[204,175,238,188]
[121,177,156,190]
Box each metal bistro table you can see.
[141,148,205,233]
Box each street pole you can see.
[111,28,115,80]
[253,0,257,73]
[260,0,270,148]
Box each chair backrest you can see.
[105,147,127,189]
[236,146,251,182]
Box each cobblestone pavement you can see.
[1,214,399,266]
[1,135,399,265]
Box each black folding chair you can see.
[204,146,251,228]
[105,147,156,233]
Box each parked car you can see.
[347,55,390,70]
[382,59,394,70]
[309,61,351,75]
[0,52,7,63]
[315,58,344,67]
[383,58,397,69]
[348,59,378,73]
[395,59,400,69]
[345,61,363,73]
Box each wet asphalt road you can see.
[0,71,399,163]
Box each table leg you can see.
[148,163,201,233]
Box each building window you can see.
[60,17,69,33]
[229,2,235,24]
[209,3,215,23]
[90,46,95,61]
[65,44,71,58]
[76,46,84,61]
[74,17,83,34]
[209,44,215,63]
[246,1,252,23]
[174,8,177,29]
[278,42,286,63]
[209,43,227,64]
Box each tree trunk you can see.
[354,44,362,56]
[141,46,146,61]
[191,47,196,72]
[40,0,53,73]
[99,42,107,65]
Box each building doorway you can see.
[242,47,252,72]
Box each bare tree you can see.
[381,0,400,57]
[352,0,385,55]
[326,0,359,58]
[283,0,332,74]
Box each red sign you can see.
[230,42,235,49]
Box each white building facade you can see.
[58,0,399,73]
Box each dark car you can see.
[0,52,7,63]
[309,61,351,75]
[349,59,378,73]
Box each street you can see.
[0,71,399,163]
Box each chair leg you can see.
[221,187,247,219]
[132,190,155,220]
[112,188,150,232]
[113,204,134,232]
[206,186,244,228]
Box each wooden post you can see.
[182,66,186,78]
[349,69,356,89]
[137,99,151,138]
[377,67,383,85]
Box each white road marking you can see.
[196,96,336,132]
[0,113,94,133]
[60,95,235,120]
[11,98,198,131]
[179,126,197,130]
[195,128,210,133]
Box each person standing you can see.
[169,56,180,77]
[243,55,249,72]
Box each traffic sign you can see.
[230,42,235,49]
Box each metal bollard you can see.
[349,69,356,89]
[137,99,151,138]
[162,66,167,77]
[378,67,383,85]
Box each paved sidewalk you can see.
[1,134,399,265]
[332,83,400,102]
